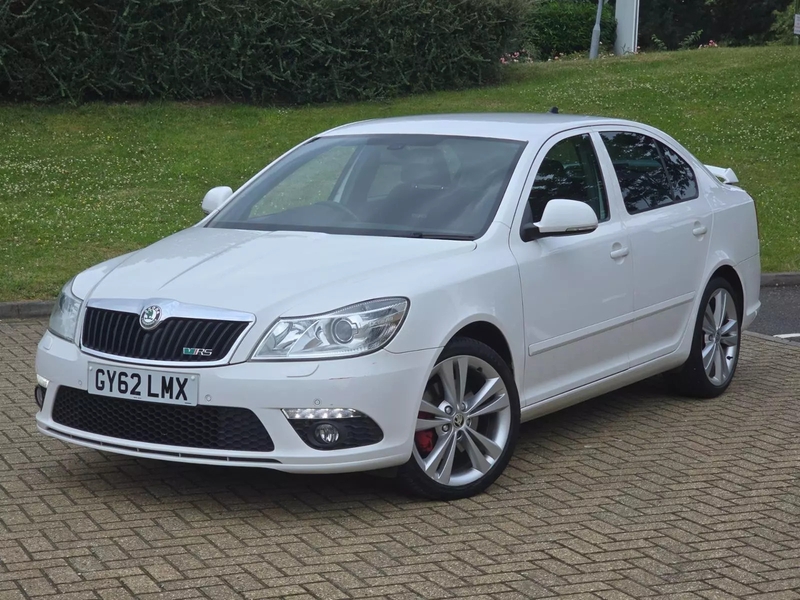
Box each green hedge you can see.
[525,1,616,59]
[0,0,523,103]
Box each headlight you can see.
[48,279,83,343]
[253,297,409,360]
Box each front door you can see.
[510,132,634,405]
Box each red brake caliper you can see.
[415,412,436,454]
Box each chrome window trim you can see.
[79,298,256,368]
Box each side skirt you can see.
[520,352,685,424]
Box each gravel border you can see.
[760,272,800,287]
[2,273,799,320]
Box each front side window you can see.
[527,134,609,223]
[208,134,526,240]
[600,131,674,214]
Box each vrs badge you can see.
[139,305,163,330]
[183,348,213,357]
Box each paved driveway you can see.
[2,319,799,600]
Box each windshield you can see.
[207,134,526,240]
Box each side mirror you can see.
[201,186,233,215]
[521,199,599,242]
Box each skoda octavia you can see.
[35,113,761,499]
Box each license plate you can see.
[88,363,198,406]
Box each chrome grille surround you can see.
[80,298,255,367]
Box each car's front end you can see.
[35,250,465,472]
[35,295,437,473]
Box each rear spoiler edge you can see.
[705,165,739,185]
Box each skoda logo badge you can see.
[140,305,163,330]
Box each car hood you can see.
[78,227,476,318]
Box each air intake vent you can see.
[52,387,274,452]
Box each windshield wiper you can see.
[407,232,474,241]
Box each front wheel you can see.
[398,337,520,500]
[666,277,741,398]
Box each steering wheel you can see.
[321,201,361,222]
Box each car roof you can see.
[319,113,645,143]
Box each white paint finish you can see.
[36,113,761,474]
[201,186,233,215]
[625,199,713,363]
[775,333,800,339]
[615,0,640,55]
[534,199,599,235]
[512,219,633,404]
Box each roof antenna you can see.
[548,106,559,114]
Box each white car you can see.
[35,113,761,499]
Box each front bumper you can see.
[35,332,439,473]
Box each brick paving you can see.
[1,318,799,600]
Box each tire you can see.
[397,337,520,500]
[666,277,742,398]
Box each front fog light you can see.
[313,423,340,446]
[36,374,49,389]
[283,408,384,450]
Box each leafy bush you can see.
[637,0,794,49]
[523,0,616,59]
[0,0,524,103]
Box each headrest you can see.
[537,158,567,181]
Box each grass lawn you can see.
[1,45,799,302]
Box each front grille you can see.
[52,387,274,452]
[290,417,384,450]
[82,307,248,362]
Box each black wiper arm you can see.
[407,232,474,241]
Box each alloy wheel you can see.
[413,355,512,487]
[701,288,739,386]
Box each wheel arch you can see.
[450,321,515,373]
[708,263,745,318]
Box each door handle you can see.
[693,225,707,237]
[610,247,630,259]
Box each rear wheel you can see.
[667,277,741,398]
[398,337,520,500]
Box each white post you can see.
[589,0,604,59]
[614,0,640,55]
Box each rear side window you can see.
[659,142,699,201]
[600,132,673,214]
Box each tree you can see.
[706,0,794,45]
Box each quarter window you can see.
[659,142,699,201]
[528,134,609,223]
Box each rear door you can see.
[595,128,712,365]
